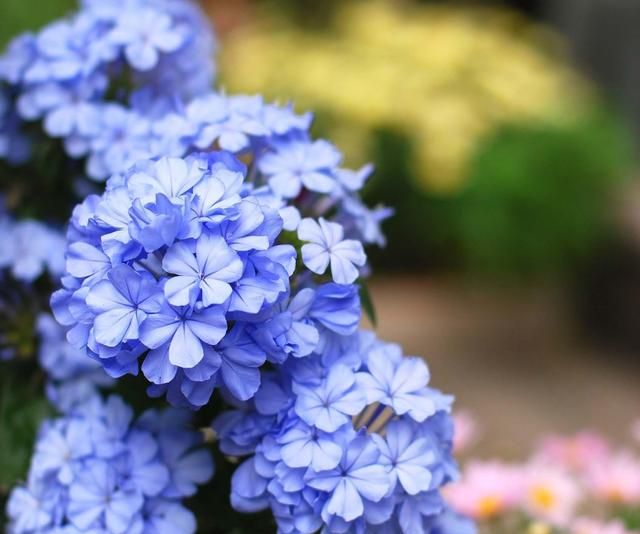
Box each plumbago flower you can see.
[6,394,213,534]
[0,0,215,179]
[51,141,384,409]
[215,329,472,533]
[50,71,394,405]
[0,213,65,283]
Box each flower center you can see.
[530,486,556,510]
[477,495,502,518]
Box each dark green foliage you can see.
[0,0,75,47]
[364,108,633,279]
[363,128,453,273]
[0,126,91,224]
[618,506,640,530]
[451,109,632,278]
[0,362,52,505]
[359,281,377,326]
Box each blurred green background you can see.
[0,0,73,46]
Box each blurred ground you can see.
[368,277,640,458]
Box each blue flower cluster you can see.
[37,313,113,412]
[0,1,470,532]
[6,394,213,534]
[0,212,65,283]
[0,0,215,178]
[215,329,463,534]
[52,105,390,407]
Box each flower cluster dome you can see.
[6,395,213,534]
[216,330,465,534]
[0,0,215,178]
[52,141,379,410]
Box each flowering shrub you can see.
[448,413,640,534]
[0,1,466,533]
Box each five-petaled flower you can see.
[298,217,367,285]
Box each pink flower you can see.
[444,461,521,519]
[535,432,610,472]
[453,411,479,454]
[586,452,640,505]
[572,518,638,534]
[521,463,581,527]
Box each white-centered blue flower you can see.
[298,217,366,285]
[373,420,435,496]
[258,139,341,198]
[108,9,186,71]
[86,265,163,348]
[163,232,244,307]
[305,435,390,523]
[293,363,366,432]
[139,303,227,369]
[357,348,437,422]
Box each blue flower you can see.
[86,265,163,348]
[357,349,437,422]
[142,499,197,534]
[42,83,101,139]
[339,195,394,248]
[139,303,227,369]
[86,105,153,180]
[372,420,435,495]
[249,289,320,363]
[259,139,341,198]
[162,232,244,307]
[306,434,390,522]
[298,217,366,284]
[6,395,212,534]
[0,0,216,180]
[54,151,328,407]
[108,9,186,71]
[293,364,365,432]
[277,421,343,472]
[428,507,478,534]
[5,482,54,533]
[67,460,144,533]
[0,34,36,84]
[0,217,65,282]
[308,282,361,337]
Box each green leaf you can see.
[359,281,377,326]
[0,363,51,495]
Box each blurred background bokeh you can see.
[4,0,640,457]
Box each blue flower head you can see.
[53,152,296,407]
[216,329,460,534]
[0,0,216,180]
[6,395,213,534]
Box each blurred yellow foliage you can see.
[219,1,592,193]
